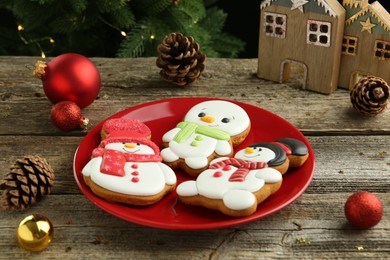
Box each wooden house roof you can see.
[260,0,344,18]
[345,1,390,32]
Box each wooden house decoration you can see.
[257,0,390,94]
[257,0,346,94]
[338,0,390,90]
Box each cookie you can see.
[274,138,309,168]
[161,100,251,177]
[82,131,176,206]
[234,138,309,174]
[100,118,151,140]
[176,157,282,217]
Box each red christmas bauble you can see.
[50,101,89,131]
[34,53,101,109]
[344,191,383,229]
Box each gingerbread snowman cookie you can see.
[176,156,283,217]
[161,100,251,177]
[82,130,176,206]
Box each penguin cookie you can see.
[161,100,251,177]
[234,138,309,174]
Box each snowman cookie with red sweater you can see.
[82,125,176,206]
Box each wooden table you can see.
[1,56,389,259]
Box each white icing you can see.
[215,140,233,156]
[176,146,283,211]
[176,180,198,196]
[254,168,283,183]
[105,142,155,155]
[223,190,256,210]
[160,147,179,162]
[184,156,209,169]
[168,134,221,158]
[158,162,177,185]
[195,168,265,199]
[235,147,276,163]
[162,128,181,142]
[184,100,250,136]
[82,142,176,196]
[161,100,248,169]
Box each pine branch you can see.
[117,23,151,57]
[211,32,246,58]
[68,0,88,13]
[177,0,206,22]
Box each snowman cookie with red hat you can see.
[82,121,176,206]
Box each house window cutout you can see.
[264,12,286,38]
[373,40,390,61]
[307,20,331,47]
[342,36,358,56]
[280,59,308,90]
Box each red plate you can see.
[73,97,315,230]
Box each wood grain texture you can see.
[0,57,389,259]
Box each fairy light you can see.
[17,24,54,58]
[150,34,155,40]
[98,16,127,37]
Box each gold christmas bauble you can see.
[17,214,53,252]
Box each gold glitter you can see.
[295,237,311,244]
[356,245,364,251]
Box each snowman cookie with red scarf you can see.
[176,138,308,217]
[82,131,176,206]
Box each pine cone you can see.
[0,155,55,210]
[156,32,205,86]
[350,76,390,116]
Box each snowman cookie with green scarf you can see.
[161,100,251,177]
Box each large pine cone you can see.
[156,32,205,86]
[350,76,390,116]
[0,155,55,210]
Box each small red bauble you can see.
[50,101,89,131]
[34,53,101,109]
[344,191,383,229]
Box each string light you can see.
[150,34,155,40]
[98,16,127,37]
[17,24,54,58]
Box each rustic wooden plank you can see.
[1,193,388,259]
[0,56,389,136]
[1,57,389,259]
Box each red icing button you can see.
[131,164,138,169]
[131,171,139,176]
[131,177,139,183]
[213,171,223,177]
[222,165,231,171]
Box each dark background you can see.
[0,1,389,57]
[218,0,390,58]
